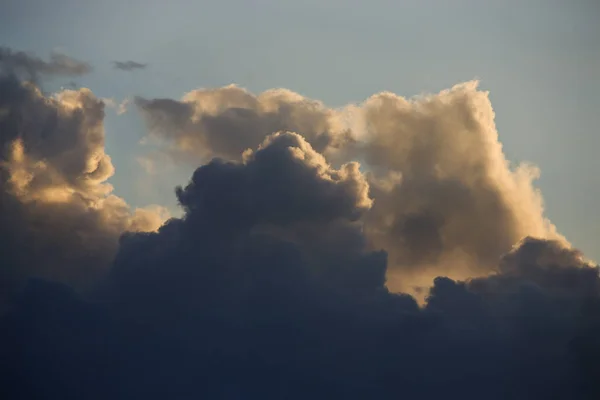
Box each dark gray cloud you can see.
[0,47,91,81]
[1,68,599,399]
[113,60,147,71]
[2,146,598,397]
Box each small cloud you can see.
[136,156,156,175]
[0,46,91,81]
[113,60,147,71]
[101,97,117,108]
[101,97,131,115]
[61,81,79,90]
[117,98,130,115]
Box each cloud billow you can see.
[0,50,599,399]
[0,73,167,307]
[135,81,568,292]
[134,85,352,162]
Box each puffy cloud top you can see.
[135,80,567,293]
[135,85,352,162]
[0,75,167,305]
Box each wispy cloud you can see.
[0,46,91,81]
[113,60,147,71]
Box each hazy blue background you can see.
[2,0,598,260]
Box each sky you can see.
[1,2,600,398]
[2,0,599,260]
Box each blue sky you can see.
[2,0,599,260]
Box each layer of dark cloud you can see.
[0,47,91,82]
[112,60,147,71]
[1,63,599,398]
[3,141,599,397]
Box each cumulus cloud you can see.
[134,84,353,163]
[1,67,599,399]
[113,60,147,71]
[135,81,568,294]
[0,47,91,81]
[0,74,167,306]
[357,82,566,291]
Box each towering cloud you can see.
[134,81,567,293]
[357,82,566,290]
[0,74,166,306]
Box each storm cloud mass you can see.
[1,63,599,399]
